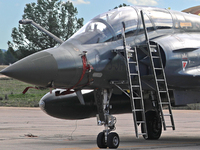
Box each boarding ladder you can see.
[140,10,175,131]
[111,23,148,138]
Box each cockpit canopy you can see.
[70,7,138,44]
[68,6,200,45]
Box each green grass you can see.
[0,74,49,107]
[0,65,47,107]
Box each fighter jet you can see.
[2,5,200,149]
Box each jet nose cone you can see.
[0,51,58,87]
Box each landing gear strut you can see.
[94,89,120,149]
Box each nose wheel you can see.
[97,132,107,148]
[97,132,120,149]
[107,132,120,148]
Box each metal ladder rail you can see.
[132,47,148,137]
[121,26,148,138]
[140,10,175,131]
[150,44,175,130]
[152,45,175,130]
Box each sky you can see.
[0,0,200,50]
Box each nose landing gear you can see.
[94,89,120,149]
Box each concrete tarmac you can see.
[0,107,200,150]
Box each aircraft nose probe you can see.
[19,19,64,44]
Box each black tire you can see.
[97,132,107,148]
[142,111,162,140]
[107,132,120,149]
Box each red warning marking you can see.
[182,61,188,70]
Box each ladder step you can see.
[154,68,162,70]
[163,114,172,116]
[156,79,165,82]
[160,102,170,105]
[129,61,137,64]
[136,121,145,124]
[131,85,140,88]
[152,56,160,58]
[133,109,144,112]
[159,91,167,93]
[130,73,138,75]
[133,97,142,100]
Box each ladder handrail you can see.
[140,10,175,131]
[140,10,150,45]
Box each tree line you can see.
[0,48,17,65]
